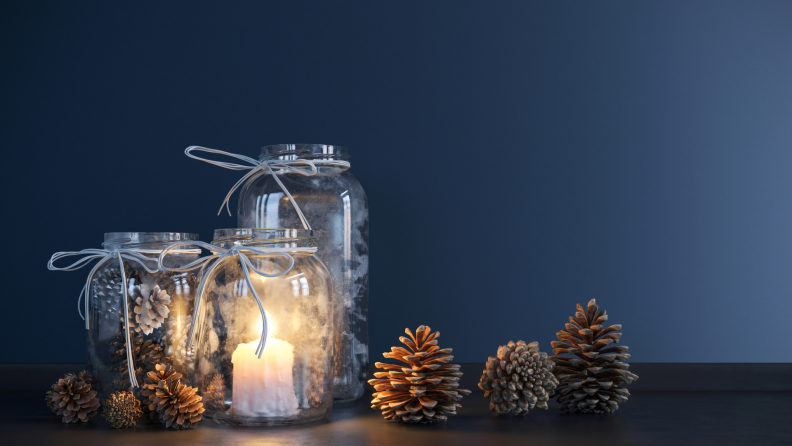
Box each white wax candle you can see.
[231,337,299,417]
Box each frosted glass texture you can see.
[237,144,368,402]
[193,229,334,425]
[86,232,200,401]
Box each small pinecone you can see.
[202,374,227,412]
[549,299,639,414]
[142,364,204,429]
[102,391,142,428]
[49,371,100,423]
[91,267,124,325]
[478,341,559,416]
[110,330,171,392]
[369,325,471,423]
[133,285,171,335]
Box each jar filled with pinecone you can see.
[85,232,201,400]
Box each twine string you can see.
[157,240,317,359]
[48,248,160,389]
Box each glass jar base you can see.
[207,410,329,426]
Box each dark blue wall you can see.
[2,1,791,363]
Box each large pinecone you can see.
[110,330,171,392]
[478,341,559,416]
[49,371,100,423]
[133,285,171,335]
[369,325,471,423]
[102,391,142,428]
[141,364,204,429]
[549,299,639,413]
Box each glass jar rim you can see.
[212,228,314,246]
[261,144,349,160]
[103,232,198,248]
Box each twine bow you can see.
[185,146,350,229]
[48,248,161,389]
[157,240,317,359]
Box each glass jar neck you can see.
[260,143,350,162]
[212,228,317,249]
[102,232,199,250]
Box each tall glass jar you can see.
[237,144,368,402]
[87,232,200,400]
[194,228,334,426]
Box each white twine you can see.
[157,240,318,359]
[185,146,351,229]
[48,248,161,389]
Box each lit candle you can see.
[231,337,299,417]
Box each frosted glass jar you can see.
[237,144,368,402]
[193,229,334,426]
[87,232,200,400]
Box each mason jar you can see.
[87,232,200,400]
[193,228,334,426]
[237,144,368,402]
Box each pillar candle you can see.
[231,337,299,417]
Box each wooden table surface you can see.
[3,363,790,446]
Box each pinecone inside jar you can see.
[110,330,171,392]
[141,364,204,429]
[91,266,124,326]
[202,374,228,412]
[133,285,171,335]
[478,341,559,416]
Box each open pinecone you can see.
[549,299,639,413]
[369,325,471,423]
[478,341,559,416]
[141,364,204,429]
[49,371,100,423]
[102,391,142,428]
[110,330,171,392]
[133,285,171,335]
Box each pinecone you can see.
[202,374,228,412]
[110,330,171,392]
[478,341,559,416]
[133,285,171,335]
[49,371,100,423]
[140,363,183,421]
[369,325,471,423]
[549,299,639,414]
[102,391,142,428]
[45,389,58,413]
[141,364,204,429]
[91,267,124,326]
